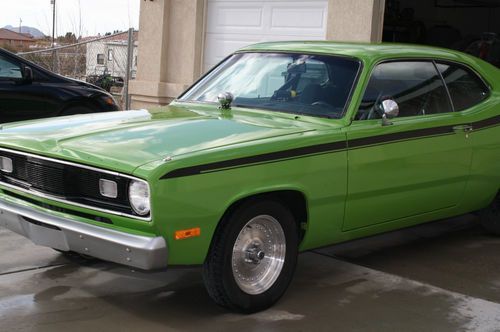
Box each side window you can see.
[356,61,452,120]
[436,63,489,111]
[0,56,22,80]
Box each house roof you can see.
[79,31,139,43]
[0,28,34,42]
[107,31,138,42]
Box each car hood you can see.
[67,78,106,92]
[0,104,326,174]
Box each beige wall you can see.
[129,0,205,109]
[130,0,385,109]
[326,0,385,42]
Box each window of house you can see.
[436,63,489,111]
[108,49,113,61]
[97,54,105,65]
[356,61,452,120]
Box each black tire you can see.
[479,195,500,235]
[203,199,299,313]
[61,106,95,116]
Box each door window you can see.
[436,63,489,111]
[0,56,22,79]
[356,61,452,120]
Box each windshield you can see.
[179,52,361,118]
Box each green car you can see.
[0,42,499,313]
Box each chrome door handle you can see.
[452,125,473,133]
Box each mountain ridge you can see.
[3,25,45,38]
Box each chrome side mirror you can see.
[380,99,399,126]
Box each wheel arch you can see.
[215,189,309,246]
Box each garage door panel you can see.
[203,35,262,70]
[204,0,328,71]
[270,7,326,33]
[207,4,264,33]
[204,35,261,59]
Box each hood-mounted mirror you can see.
[218,92,234,110]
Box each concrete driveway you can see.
[1,214,500,331]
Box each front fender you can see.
[150,149,347,265]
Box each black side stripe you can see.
[161,115,500,180]
[473,114,500,130]
[348,125,453,148]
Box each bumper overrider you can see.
[0,196,168,270]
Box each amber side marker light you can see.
[175,227,201,240]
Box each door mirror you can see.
[381,99,399,118]
[23,66,33,84]
[380,99,399,126]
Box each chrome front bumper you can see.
[0,198,168,270]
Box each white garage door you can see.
[203,0,329,71]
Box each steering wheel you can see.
[366,92,384,120]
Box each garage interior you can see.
[383,0,500,66]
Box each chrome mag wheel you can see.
[203,200,298,312]
[231,214,286,295]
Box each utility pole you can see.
[124,28,134,110]
[19,18,22,34]
[51,0,57,72]
[51,0,56,47]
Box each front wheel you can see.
[203,200,298,313]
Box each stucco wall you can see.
[326,0,385,42]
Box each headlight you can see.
[128,180,150,216]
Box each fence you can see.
[17,29,137,110]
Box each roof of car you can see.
[238,41,471,63]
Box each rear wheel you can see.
[479,194,500,235]
[203,200,298,313]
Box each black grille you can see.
[26,160,66,194]
[0,150,137,216]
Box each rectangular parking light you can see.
[99,179,118,198]
[175,227,201,240]
[0,156,13,173]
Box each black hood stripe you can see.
[162,141,347,179]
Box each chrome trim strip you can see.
[0,147,152,221]
[0,196,167,270]
[0,181,152,221]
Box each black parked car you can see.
[0,48,119,123]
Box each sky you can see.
[0,0,140,37]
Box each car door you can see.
[0,54,54,123]
[342,60,473,231]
